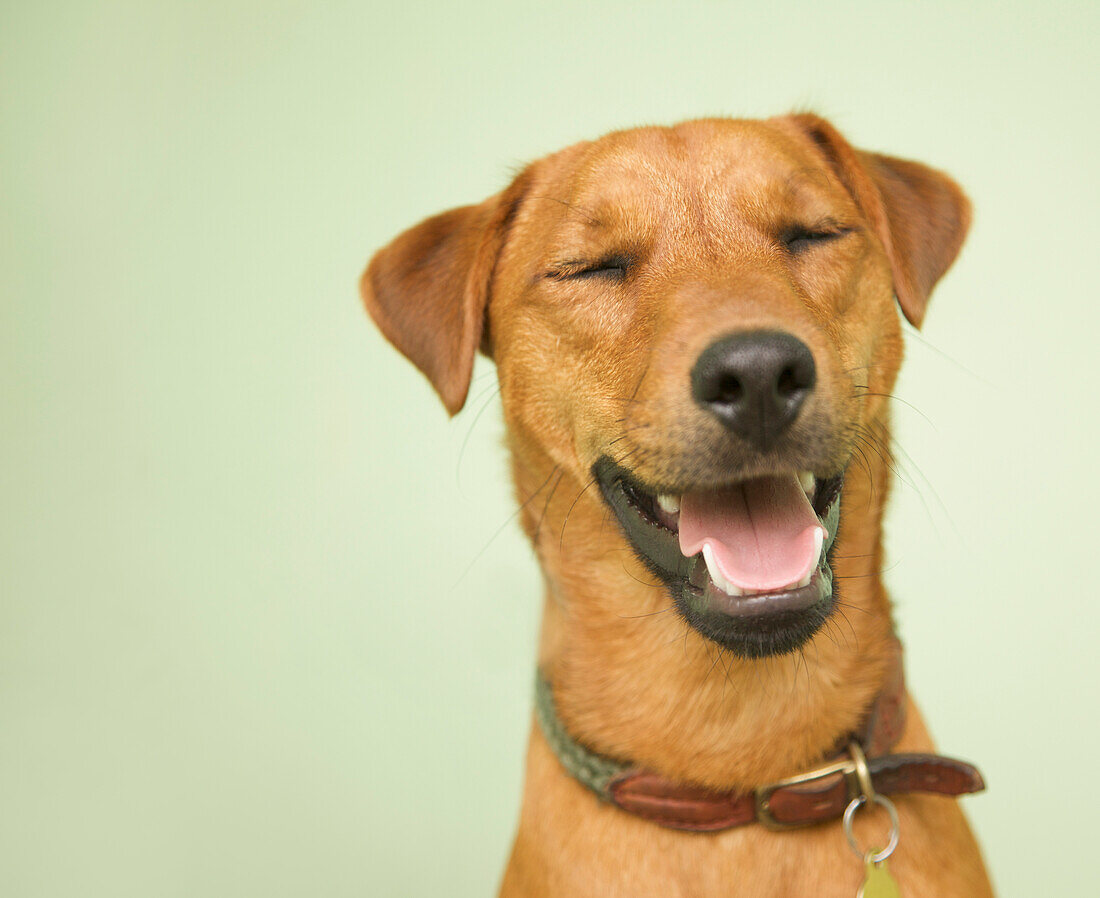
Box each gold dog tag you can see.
[858,856,901,898]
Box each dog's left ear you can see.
[782,114,972,328]
[361,168,531,415]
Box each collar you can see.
[534,648,984,832]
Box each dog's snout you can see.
[691,331,816,450]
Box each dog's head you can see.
[363,115,969,661]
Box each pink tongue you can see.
[679,475,824,591]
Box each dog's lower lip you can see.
[690,572,824,618]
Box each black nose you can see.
[691,330,816,450]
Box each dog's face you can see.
[364,115,969,661]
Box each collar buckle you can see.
[754,741,874,831]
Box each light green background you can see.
[3,1,1097,895]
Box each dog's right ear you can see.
[361,169,531,415]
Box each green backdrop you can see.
[3,1,1097,895]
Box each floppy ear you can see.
[361,170,531,414]
[783,114,971,328]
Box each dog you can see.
[362,114,993,897]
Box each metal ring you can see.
[842,794,899,864]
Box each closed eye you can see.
[546,255,631,281]
[780,225,854,254]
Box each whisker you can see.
[456,383,501,488]
[833,561,901,580]
[559,476,599,550]
[620,557,664,589]
[902,323,992,386]
[531,467,565,544]
[885,437,960,539]
[702,642,725,687]
[857,391,936,428]
[453,465,556,587]
[618,606,675,620]
[526,194,602,227]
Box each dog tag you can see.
[857,856,900,898]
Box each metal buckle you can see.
[754,742,872,831]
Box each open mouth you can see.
[595,458,844,658]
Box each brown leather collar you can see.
[536,648,985,833]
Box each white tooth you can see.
[703,544,744,596]
[792,528,825,590]
[798,470,815,498]
[656,494,681,514]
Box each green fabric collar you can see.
[533,672,627,801]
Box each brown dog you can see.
[362,115,993,897]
